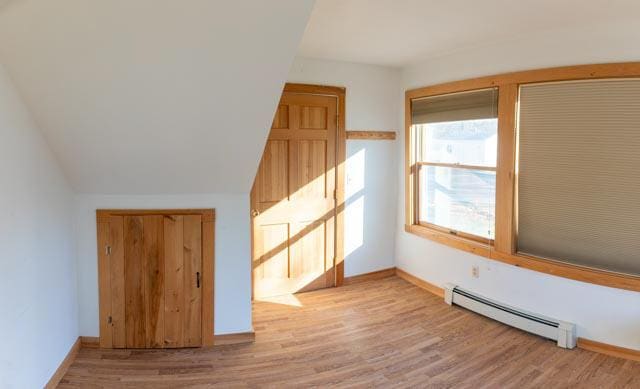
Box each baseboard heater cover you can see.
[444,283,576,349]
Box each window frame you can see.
[415,161,497,245]
[404,62,640,292]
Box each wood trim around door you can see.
[251,83,346,298]
[96,208,215,347]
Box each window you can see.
[518,79,640,275]
[405,63,640,292]
[411,89,498,241]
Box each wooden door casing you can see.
[97,209,214,349]
[251,84,346,299]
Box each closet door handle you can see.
[196,272,200,288]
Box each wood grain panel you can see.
[183,215,202,347]
[142,215,164,348]
[124,216,146,348]
[346,130,396,140]
[109,217,126,348]
[96,221,112,348]
[290,221,324,278]
[164,215,185,348]
[271,105,289,129]
[202,217,215,346]
[335,86,346,287]
[300,106,327,129]
[290,140,326,199]
[98,209,214,217]
[494,84,518,254]
[257,140,288,203]
[258,223,289,280]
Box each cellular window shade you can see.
[518,79,640,275]
[412,88,498,124]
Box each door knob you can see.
[251,209,260,217]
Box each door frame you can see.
[96,208,215,347]
[251,83,346,299]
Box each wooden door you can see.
[252,86,344,298]
[97,210,213,348]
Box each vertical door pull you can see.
[196,272,200,288]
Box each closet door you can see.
[97,211,204,349]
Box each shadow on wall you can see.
[345,146,365,258]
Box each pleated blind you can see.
[518,79,640,275]
[412,88,498,124]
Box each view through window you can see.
[411,89,498,240]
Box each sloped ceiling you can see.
[0,0,315,193]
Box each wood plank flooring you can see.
[59,276,640,388]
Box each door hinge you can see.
[106,245,112,255]
[333,189,337,199]
[108,316,112,325]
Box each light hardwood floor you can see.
[59,276,640,388]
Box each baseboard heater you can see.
[444,284,576,349]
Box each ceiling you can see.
[0,0,314,194]
[298,0,640,67]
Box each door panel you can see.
[97,219,113,348]
[252,91,338,298]
[183,215,203,347]
[124,216,146,348]
[109,217,126,348]
[272,105,289,129]
[291,140,326,199]
[164,215,185,348]
[290,221,325,278]
[300,106,327,129]
[257,140,288,203]
[142,215,164,348]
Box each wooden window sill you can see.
[404,223,640,293]
[405,224,491,257]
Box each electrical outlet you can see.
[472,265,480,278]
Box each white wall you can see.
[0,64,78,388]
[74,57,402,340]
[0,0,315,194]
[396,21,640,350]
[74,193,251,336]
[288,57,400,276]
